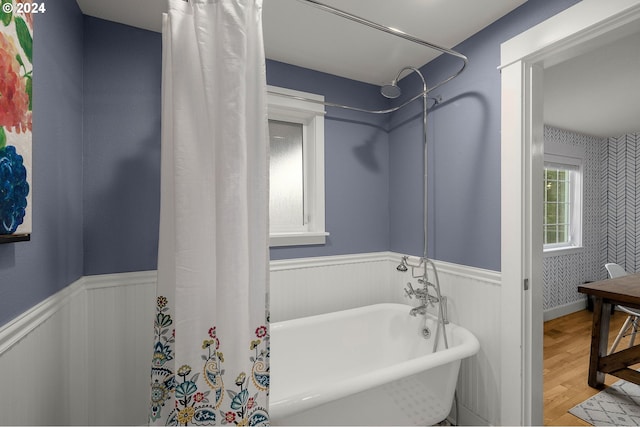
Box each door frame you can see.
[500,1,640,424]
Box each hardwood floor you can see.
[544,309,632,425]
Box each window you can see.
[543,142,583,253]
[267,86,327,247]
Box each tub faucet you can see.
[409,304,427,317]
[398,255,450,350]
[404,282,430,300]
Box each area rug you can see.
[569,380,640,425]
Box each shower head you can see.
[381,82,401,99]
[381,66,428,100]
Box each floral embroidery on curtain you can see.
[150,296,269,425]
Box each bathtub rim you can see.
[269,303,480,421]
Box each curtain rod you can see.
[295,0,468,94]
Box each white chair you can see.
[605,263,640,353]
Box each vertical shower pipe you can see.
[417,68,449,352]
[419,72,428,261]
[398,66,428,260]
[389,66,448,351]
[282,1,462,420]
[290,0,468,257]
[290,0,466,349]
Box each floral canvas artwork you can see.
[0,0,32,237]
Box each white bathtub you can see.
[269,303,480,426]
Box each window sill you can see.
[543,245,584,257]
[269,231,329,247]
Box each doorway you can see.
[500,2,640,425]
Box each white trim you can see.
[0,276,85,355]
[543,141,584,251]
[269,251,501,282]
[0,272,158,356]
[545,140,585,160]
[269,231,329,247]
[543,298,587,322]
[267,85,327,246]
[0,258,498,424]
[500,1,640,424]
[267,85,325,115]
[500,0,640,70]
[428,259,501,286]
[82,270,157,290]
[269,251,396,271]
[0,270,158,424]
[543,245,584,257]
[0,270,157,356]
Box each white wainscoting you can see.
[0,271,157,426]
[424,259,502,426]
[270,252,404,322]
[83,271,157,425]
[0,278,87,425]
[0,253,500,426]
[272,253,501,426]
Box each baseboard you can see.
[544,298,587,321]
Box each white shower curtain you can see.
[150,0,269,424]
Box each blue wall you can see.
[82,17,162,275]
[266,61,391,260]
[388,0,581,271]
[75,1,589,274]
[0,0,84,326]
[79,19,392,271]
[0,0,585,327]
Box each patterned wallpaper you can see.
[543,127,605,311]
[544,128,640,312]
[603,133,640,273]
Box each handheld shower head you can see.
[396,256,408,272]
[381,82,401,99]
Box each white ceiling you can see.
[75,0,526,86]
[261,0,526,86]
[75,0,640,138]
[543,29,640,138]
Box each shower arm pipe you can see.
[294,0,469,94]
[266,90,439,115]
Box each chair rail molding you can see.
[0,276,84,355]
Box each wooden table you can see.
[578,274,640,388]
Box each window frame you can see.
[543,142,584,255]
[267,85,328,247]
